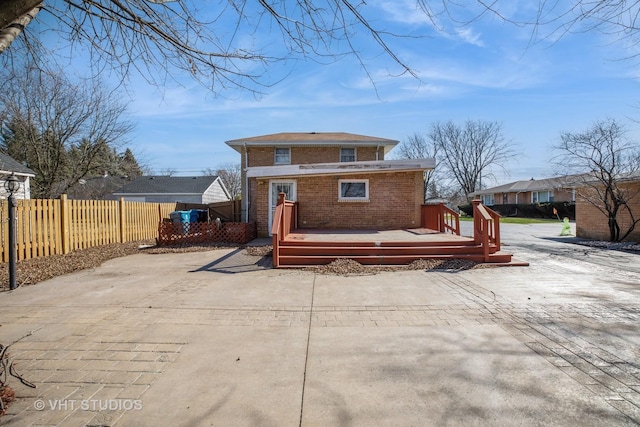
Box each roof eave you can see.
[1,170,36,178]
[246,158,434,179]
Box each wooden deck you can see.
[270,195,518,267]
[275,228,515,267]
[284,228,472,243]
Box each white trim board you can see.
[247,159,435,179]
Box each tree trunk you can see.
[0,2,41,54]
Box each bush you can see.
[458,202,575,219]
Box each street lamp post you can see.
[4,173,20,290]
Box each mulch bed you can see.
[0,385,15,416]
[306,257,483,275]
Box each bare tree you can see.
[158,168,177,177]
[1,0,428,94]
[3,1,640,95]
[429,120,515,200]
[555,118,640,242]
[204,163,241,200]
[0,65,134,198]
[396,133,442,201]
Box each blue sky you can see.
[37,1,640,185]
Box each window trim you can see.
[274,147,291,165]
[340,147,356,162]
[338,179,369,202]
[532,190,553,203]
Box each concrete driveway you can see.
[1,222,639,426]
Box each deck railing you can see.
[472,199,501,262]
[421,203,461,235]
[271,192,297,267]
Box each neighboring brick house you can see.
[0,152,36,200]
[470,176,580,207]
[113,175,231,203]
[226,132,434,237]
[576,178,640,241]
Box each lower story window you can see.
[339,179,369,201]
[532,191,553,203]
[481,194,494,206]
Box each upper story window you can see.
[481,194,494,206]
[274,147,291,165]
[532,191,553,203]
[340,147,356,162]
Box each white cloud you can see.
[455,28,484,47]
[372,0,437,27]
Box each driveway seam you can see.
[299,274,316,427]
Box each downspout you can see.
[244,143,249,223]
[376,144,380,161]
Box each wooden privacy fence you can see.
[0,195,177,262]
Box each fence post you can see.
[60,194,71,254]
[119,197,126,243]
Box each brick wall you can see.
[246,146,384,167]
[250,171,424,236]
[242,145,387,229]
[576,181,640,241]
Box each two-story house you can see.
[226,132,434,237]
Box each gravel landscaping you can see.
[306,258,483,275]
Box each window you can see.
[338,179,369,201]
[481,194,494,206]
[532,191,553,203]
[274,147,290,164]
[340,148,356,162]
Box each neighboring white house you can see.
[0,152,36,200]
[112,175,231,203]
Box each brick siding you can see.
[241,145,386,227]
[246,146,384,167]
[250,171,424,237]
[576,181,640,241]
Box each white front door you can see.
[269,180,296,236]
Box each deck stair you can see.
[271,194,516,267]
[275,238,512,266]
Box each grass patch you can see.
[459,216,561,224]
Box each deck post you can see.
[272,192,286,268]
[472,199,482,245]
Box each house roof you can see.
[113,175,221,195]
[226,132,399,154]
[470,175,584,196]
[247,158,435,179]
[0,152,36,177]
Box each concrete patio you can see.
[1,222,639,426]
